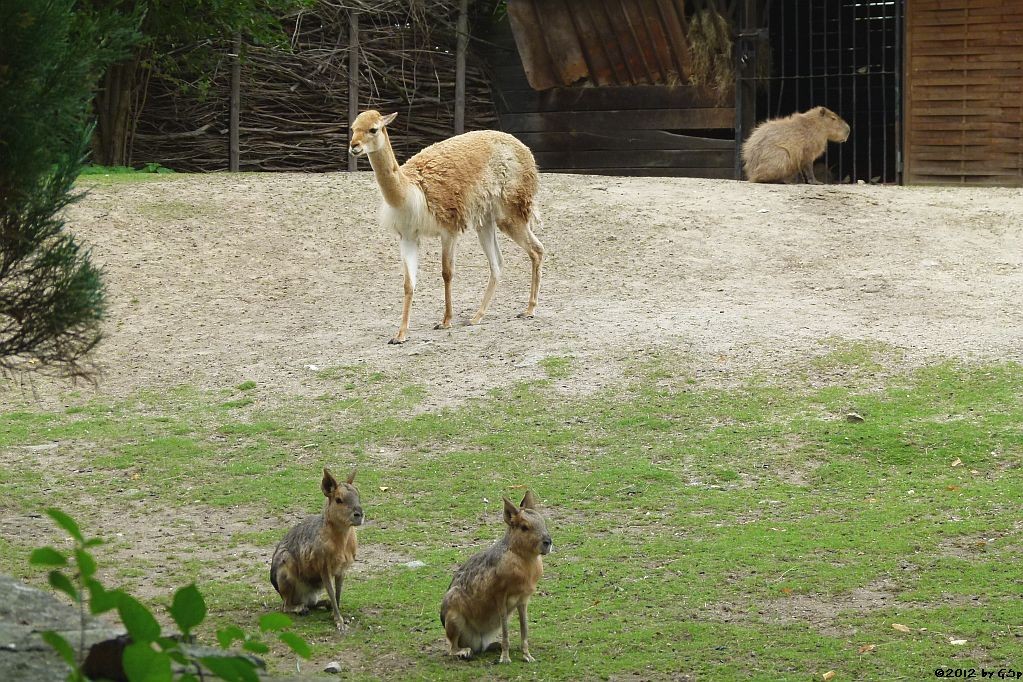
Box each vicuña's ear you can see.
[322,468,338,497]
[346,468,357,485]
[503,497,518,525]
[381,112,398,127]
[520,490,540,510]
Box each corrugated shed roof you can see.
[507,0,695,90]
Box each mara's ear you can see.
[520,490,540,510]
[321,468,338,497]
[818,107,828,116]
[346,468,357,485]
[380,112,398,127]
[503,497,519,525]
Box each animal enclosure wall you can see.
[130,1,497,172]
[737,0,902,184]
[492,0,736,178]
[903,0,1023,186]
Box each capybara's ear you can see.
[381,112,398,127]
[322,468,338,496]
[346,468,357,485]
[520,490,540,510]
[503,497,519,525]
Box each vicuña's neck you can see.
[366,130,409,207]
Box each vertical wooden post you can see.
[734,0,762,179]
[229,34,241,172]
[348,11,360,172]
[454,0,468,134]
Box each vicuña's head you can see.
[349,110,398,157]
[503,490,553,556]
[322,468,363,527]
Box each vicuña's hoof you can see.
[434,322,451,330]
[498,652,511,664]
[334,619,348,633]
[388,336,407,345]
[523,653,536,663]
[454,648,473,660]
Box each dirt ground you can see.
[6,171,1020,407]
[3,172,1022,676]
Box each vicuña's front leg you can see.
[435,236,456,330]
[391,237,418,344]
[518,602,535,662]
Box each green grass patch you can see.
[3,349,1022,680]
[539,354,574,379]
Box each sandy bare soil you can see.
[4,172,1023,406]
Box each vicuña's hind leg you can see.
[435,236,456,330]
[470,223,502,325]
[500,218,544,319]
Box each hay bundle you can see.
[686,2,734,101]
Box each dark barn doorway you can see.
[737,0,903,184]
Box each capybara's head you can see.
[503,490,553,556]
[322,468,363,527]
[814,107,851,143]
[349,110,397,157]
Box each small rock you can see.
[324,660,343,673]
[404,560,426,569]
[845,412,865,423]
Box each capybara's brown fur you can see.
[742,106,850,184]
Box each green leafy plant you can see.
[30,508,311,681]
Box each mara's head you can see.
[813,106,851,143]
[503,490,553,556]
[322,468,363,527]
[349,110,398,157]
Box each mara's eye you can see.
[520,524,529,532]
[336,497,343,504]
[369,127,378,134]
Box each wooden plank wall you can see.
[904,0,1023,185]
[490,20,735,178]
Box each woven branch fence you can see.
[131,0,499,172]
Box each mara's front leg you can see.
[390,236,418,344]
[435,235,456,330]
[518,602,535,662]
[499,611,511,664]
[321,570,346,632]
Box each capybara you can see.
[742,106,851,184]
